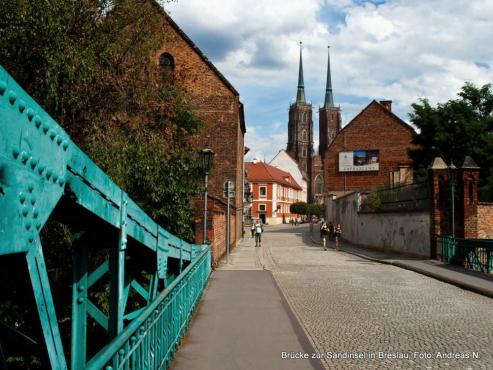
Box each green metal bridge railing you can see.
[0,66,211,369]
[438,235,493,273]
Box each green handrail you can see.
[86,246,211,370]
[438,235,493,273]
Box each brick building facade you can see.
[246,161,304,225]
[149,2,246,263]
[324,100,416,196]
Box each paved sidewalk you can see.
[170,237,324,370]
[309,225,493,298]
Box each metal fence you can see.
[438,235,493,273]
[359,182,429,213]
[86,246,211,370]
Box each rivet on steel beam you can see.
[8,91,16,105]
[48,129,56,140]
[58,177,65,187]
[34,116,42,128]
[42,121,50,134]
[36,222,42,230]
[38,163,46,175]
[62,140,69,151]
[78,285,85,292]
[0,81,6,95]
[29,157,39,170]
[25,222,32,231]
[20,151,29,164]
[19,192,26,204]
[77,297,84,304]
[18,99,26,113]
[12,147,20,159]
[27,183,34,193]
[119,349,125,356]
[105,366,113,370]
[45,168,52,180]
[33,208,39,219]
[30,195,37,205]
[21,206,29,217]
[27,109,35,121]
[52,173,59,182]
[55,135,62,145]
[28,235,34,244]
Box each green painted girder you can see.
[0,64,208,370]
[0,65,196,262]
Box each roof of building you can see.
[325,100,416,153]
[246,161,303,190]
[270,149,309,182]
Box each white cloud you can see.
[164,0,493,161]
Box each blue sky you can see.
[164,0,493,161]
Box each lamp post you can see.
[199,145,214,244]
[449,161,457,238]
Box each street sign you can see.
[223,180,235,198]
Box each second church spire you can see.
[296,42,306,103]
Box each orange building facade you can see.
[246,161,304,224]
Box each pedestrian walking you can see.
[328,221,334,241]
[334,223,342,251]
[294,218,298,226]
[250,223,255,238]
[254,220,263,247]
[320,220,329,250]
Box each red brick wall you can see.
[457,169,480,239]
[194,196,238,265]
[154,13,244,250]
[324,101,415,193]
[478,203,493,239]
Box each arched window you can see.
[302,130,307,141]
[159,52,175,82]
[315,175,324,195]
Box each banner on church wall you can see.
[339,150,379,172]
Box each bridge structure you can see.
[0,66,211,369]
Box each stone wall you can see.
[326,192,430,257]
[478,203,493,239]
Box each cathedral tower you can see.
[287,42,313,194]
[318,46,341,161]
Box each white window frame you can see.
[259,185,267,198]
[258,204,266,212]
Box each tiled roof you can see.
[246,162,302,190]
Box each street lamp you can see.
[199,145,214,244]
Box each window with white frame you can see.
[259,186,267,198]
[259,204,266,212]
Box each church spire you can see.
[323,45,334,108]
[296,42,306,103]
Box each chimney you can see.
[380,100,392,111]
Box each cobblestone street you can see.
[263,224,493,370]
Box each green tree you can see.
[409,83,493,201]
[290,202,307,215]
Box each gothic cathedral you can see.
[287,44,341,202]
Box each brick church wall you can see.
[324,101,415,194]
[152,9,245,252]
[478,203,493,239]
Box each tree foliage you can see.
[409,83,493,201]
[290,202,325,216]
[0,0,202,239]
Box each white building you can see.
[270,150,308,202]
